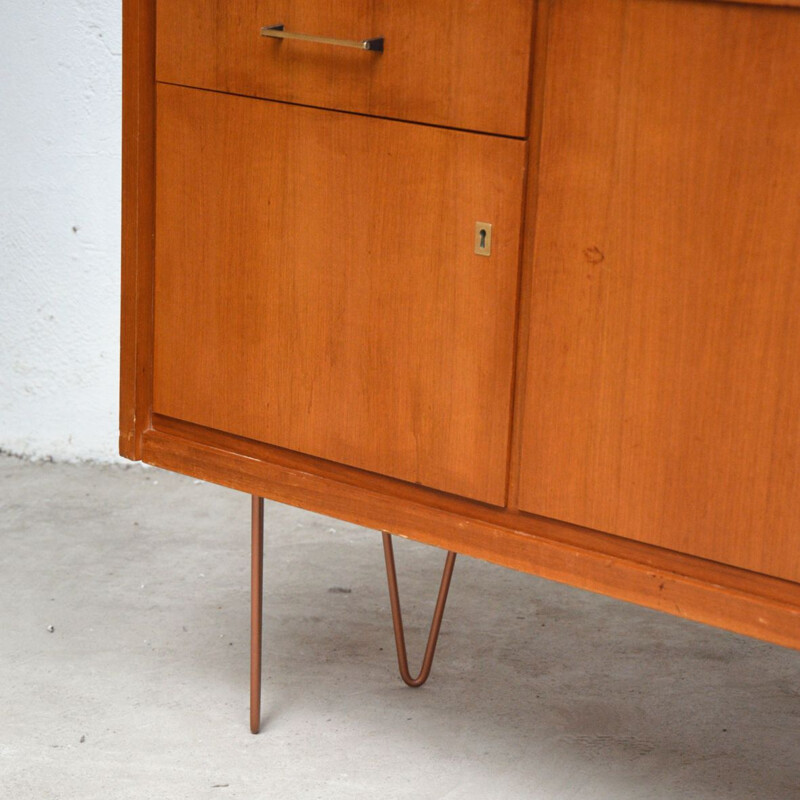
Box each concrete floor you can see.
[0,455,798,799]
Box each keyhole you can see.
[474,222,492,256]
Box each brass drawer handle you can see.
[260,24,384,52]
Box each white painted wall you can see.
[0,3,122,462]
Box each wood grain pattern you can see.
[519,0,800,581]
[154,84,526,505]
[142,423,800,651]
[155,0,534,137]
[119,0,156,460]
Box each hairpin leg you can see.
[250,495,264,734]
[381,532,457,687]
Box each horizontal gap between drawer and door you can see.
[155,80,529,142]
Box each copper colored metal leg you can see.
[250,496,264,734]
[381,532,457,687]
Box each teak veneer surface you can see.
[153,84,526,505]
[519,0,800,583]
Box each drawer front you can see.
[156,0,533,137]
[153,84,526,505]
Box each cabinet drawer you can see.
[153,84,526,504]
[156,0,533,137]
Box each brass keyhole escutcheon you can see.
[474,222,492,256]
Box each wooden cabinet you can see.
[122,0,800,654]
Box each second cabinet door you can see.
[154,84,526,505]
[518,0,800,581]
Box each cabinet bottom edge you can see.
[139,426,800,652]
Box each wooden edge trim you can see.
[506,0,552,510]
[141,428,800,651]
[710,0,800,8]
[119,0,156,460]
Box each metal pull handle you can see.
[261,24,384,52]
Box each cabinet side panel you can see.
[519,0,800,581]
[120,0,156,459]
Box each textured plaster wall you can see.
[0,3,122,461]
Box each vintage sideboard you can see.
[121,0,800,731]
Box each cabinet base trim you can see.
[141,426,800,651]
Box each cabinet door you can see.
[154,84,525,505]
[519,0,800,580]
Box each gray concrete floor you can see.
[0,455,798,799]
